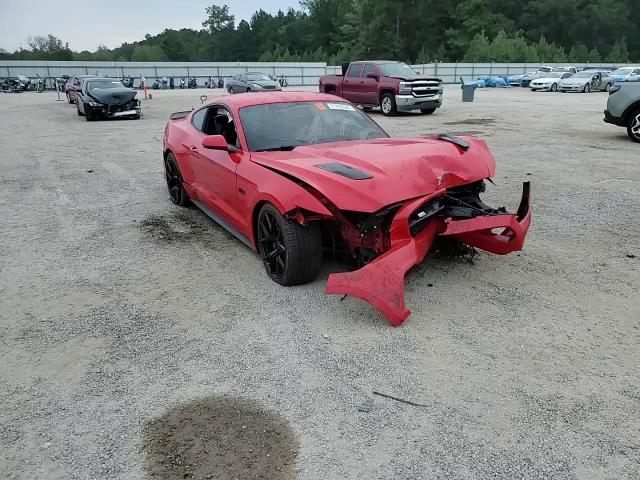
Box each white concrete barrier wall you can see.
[1,61,633,86]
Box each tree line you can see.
[1,1,638,64]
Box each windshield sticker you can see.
[314,102,327,110]
[326,102,356,111]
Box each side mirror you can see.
[201,135,228,150]
[366,72,379,80]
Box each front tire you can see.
[256,203,322,286]
[76,103,84,116]
[627,108,640,143]
[583,83,591,93]
[605,83,612,92]
[551,83,558,92]
[380,93,397,116]
[165,153,190,206]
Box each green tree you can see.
[131,44,168,61]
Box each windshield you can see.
[239,101,388,151]
[87,80,124,90]
[246,73,271,81]
[540,72,564,78]
[378,62,418,77]
[571,71,595,78]
[611,68,633,75]
[539,66,552,72]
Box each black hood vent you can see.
[315,162,373,180]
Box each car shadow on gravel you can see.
[144,395,298,480]
[139,210,222,244]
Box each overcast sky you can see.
[0,0,300,52]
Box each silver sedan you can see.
[226,72,282,94]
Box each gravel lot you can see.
[1,85,638,480]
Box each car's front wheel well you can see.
[379,89,395,104]
[623,101,640,123]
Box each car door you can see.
[591,72,602,89]
[235,74,245,93]
[76,81,87,113]
[342,63,363,103]
[360,63,380,105]
[186,105,243,228]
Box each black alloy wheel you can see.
[258,209,287,280]
[165,153,189,206]
[256,203,322,286]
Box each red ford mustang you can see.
[162,91,531,326]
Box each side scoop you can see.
[326,182,531,326]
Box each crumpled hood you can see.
[250,137,495,212]
[89,87,137,106]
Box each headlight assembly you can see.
[399,82,412,94]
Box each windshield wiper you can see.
[255,145,300,152]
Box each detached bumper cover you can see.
[326,182,531,326]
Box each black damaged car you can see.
[76,78,141,121]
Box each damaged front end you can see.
[325,180,531,326]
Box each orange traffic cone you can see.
[144,84,148,100]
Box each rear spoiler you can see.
[169,111,191,120]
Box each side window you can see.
[633,69,640,75]
[347,64,363,78]
[203,107,240,148]
[192,108,208,132]
[233,74,240,81]
[363,64,377,78]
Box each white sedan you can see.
[529,72,573,92]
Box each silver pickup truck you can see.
[604,82,640,143]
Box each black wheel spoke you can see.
[258,210,287,280]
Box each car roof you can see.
[245,71,269,75]
[351,60,399,65]
[80,77,120,83]
[206,91,351,110]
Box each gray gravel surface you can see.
[0,86,638,479]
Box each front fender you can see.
[238,160,334,247]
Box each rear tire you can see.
[165,153,190,206]
[246,87,251,93]
[420,107,436,115]
[256,203,322,286]
[380,93,397,116]
[627,108,640,143]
